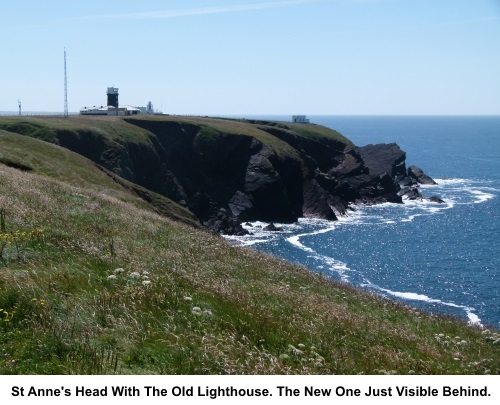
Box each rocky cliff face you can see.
[0,117,437,234]
[119,118,436,234]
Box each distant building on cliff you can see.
[137,101,155,115]
[80,87,157,116]
[106,87,119,108]
[292,115,310,123]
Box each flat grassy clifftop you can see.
[0,124,499,374]
[0,115,352,158]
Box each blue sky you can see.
[1,0,499,115]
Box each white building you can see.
[80,105,141,116]
[80,87,151,116]
[292,115,310,123]
[137,101,155,115]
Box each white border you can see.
[1,375,498,404]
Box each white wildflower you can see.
[314,353,325,362]
[183,296,192,301]
[129,272,141,279]
[142,280,152,287]
[114,268,125,275]
[288,344,303,355]
[107,275,117,281]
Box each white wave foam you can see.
[373,285,482,326]
[469,189,495,204]
[285,224,353,281]
[432,178,471,186]
[228,177,496,246]
[427,178,497,205]
[238,239,269,246]
[465,311,482,325]
[287,224,336,252]
[287,235,315,253]
[315,255,352,282]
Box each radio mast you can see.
[64,48,68,117]
[18,100,21,116]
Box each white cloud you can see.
[86,0,321,21]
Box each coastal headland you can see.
[0,115,498,375]
[0,115,438,235]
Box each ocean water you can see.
[226,116,500,327]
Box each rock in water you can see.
[408,165,437,185]
[429,196,445,204]
[263,223,283,232]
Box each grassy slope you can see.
[0,127,198,225]
[0,115,153,144]
[0,121,499,375]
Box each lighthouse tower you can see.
[107,87,119,108]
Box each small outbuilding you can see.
[292,115,310,123]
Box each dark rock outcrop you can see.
[429,196,445,204]
[263,223,284,232]
[358,143,407,179]
[408,165,438,185]
[358,144,441,202]
[106,122,433,233]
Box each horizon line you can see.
[1,112,499,117]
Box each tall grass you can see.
[0,129,499,375]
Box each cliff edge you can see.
[0,116,437,234]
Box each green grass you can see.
[0,115,352,167]
[0,115,153,144]
[0,118,499,375]
[130,115,302,161]
[0,128,199,228]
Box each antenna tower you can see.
[18,100,21,116]
[64,48,68,117]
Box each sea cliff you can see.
[0,115,437,234]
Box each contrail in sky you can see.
[86,0,321,21]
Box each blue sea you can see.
[226,116,500,328]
